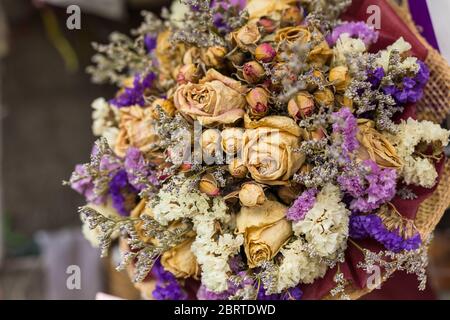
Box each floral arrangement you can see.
[66,0,450,300]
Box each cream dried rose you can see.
[242,115,305,185]
[174,69,247,126]
[236,200,292,268]
[244,0,297,20]
[239,183,266,207]
[161,237,200,279]
[357,119,403,170]
[114,106,160,158]
[231,22,261,51]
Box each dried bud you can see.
[288,92,315,120]
[227,50,246,66]
[228,158,248,178]
[242,61,265,84]
[176,63,201,84]
[221,128,245,154]
[200,129,222,158]
[151,98,176,117]
[281,6,304,26]
[255,43,276,63]
[246,87,270,118]
[199,173,220,197]
[232,22,261,50]
[258,17,277,33]
[201,46,227,68]
[329,66,351,92]
[336,94,353,110]
[314,88,335,106]
[303,127,326,141]
[179,163,192,172]
[239,183,266,207]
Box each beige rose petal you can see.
[161,237,200,279]
[244,114,302,137]
[236,200,288,232]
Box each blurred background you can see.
[0,0,449,300]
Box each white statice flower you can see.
[333,34,367,66]
[82,199,119,248]
[292,184,350,258]
[388,118,450,188]
[152,175,243,292]
[152,176,212,226]
[91,97,119,148]
[376,37,418,72]
[276,239,328,292]
[169,1,190,28]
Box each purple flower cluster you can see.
[367,67,385,88]
[70,164,106,204]
[108,169,138,216]
[382,61,430,105]
[211,0,247,32]
[124,147,159,191]
[152,259,188,300]
[349,214,422,252]
[257,286,303,301]
[144,34,157,53]
[339,160,397,213]
[287,188,318,222]
[332,107,360,160]
[110,72,156,108]
[327,22,379,46]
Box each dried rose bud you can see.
[227,50,246,66]
[258,17,277,33]
[228,158,248,178]
[232,22,261,50]
[176,63,201,84]
[199,173,220,197]
[221,128,245,154]
[255,43,276,63]
[314,88,335,106]
[288,91,315,120]
[246,87,270,118]
[239,183,266,207]
[201,46,227,68]
[281,6,304,26]
[242,61,265,84]
[329,66,351,92]
[336,94,353,110]
[200,129,222,158]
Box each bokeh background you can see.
[0,0,449,299]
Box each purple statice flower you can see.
[367,67,385,88]
[332,107,359,161]
[110,72,156,108]
[144,34,157,53]
[337,171,365,198]
[327,22,379,46]
[287,188,318,222]
[211,0,247,32]
[124,147,159,191]
[257,285,303,300]
[197,271,252,300]
[69,164,106,204]
[349,160,397,213]
[349,214,422,252]
[382,60,430,105]
[152,259,188,300]
[108,169,137,216]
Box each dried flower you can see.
[176,63,201,84]
[313,88,334,106]
[281,6,304,27]
[275,26,311,45]
[221,128,245,154]
[201,129,222,158]
[246,87,270,118]
[255,43,276,63]
[288,91,315,120]
[232,22,261,50]
[201,46,228,68]
[228,158,248,178]
[242,61,266,83]
[239,182,266,207]
[329,66,350,92]
[199,173,220,196]
[161,237,200,279]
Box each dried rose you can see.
[275,26,311,45]
[242,61,266,84]
[161,237,200,279]
[232,22,261,51]
[201,46,227,68]
[246,87,270,119]
[245,0,297,20]
[255,43,276,63]
[174,69,247,126]
[200,129,222,158]
[287,91,315,120]
[329,66,351,92]
[308,41,333,66]
[239,183,266,207]
[228,158,248,178]
[176,63,201,85]
[313,88,335,106]
[281,6,304,26]
[236,199,293,268]
[221,128,245,154]
[198,173,220,197]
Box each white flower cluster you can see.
[376,37,419,72]
[152,176,243,292]
[388,118,450,188]
[292,184,350,258]
[274,184,349,292]
[91,97,119,148]
[333,34,367,66]
[276,239,328,292]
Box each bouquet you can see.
[66,0,450,300]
